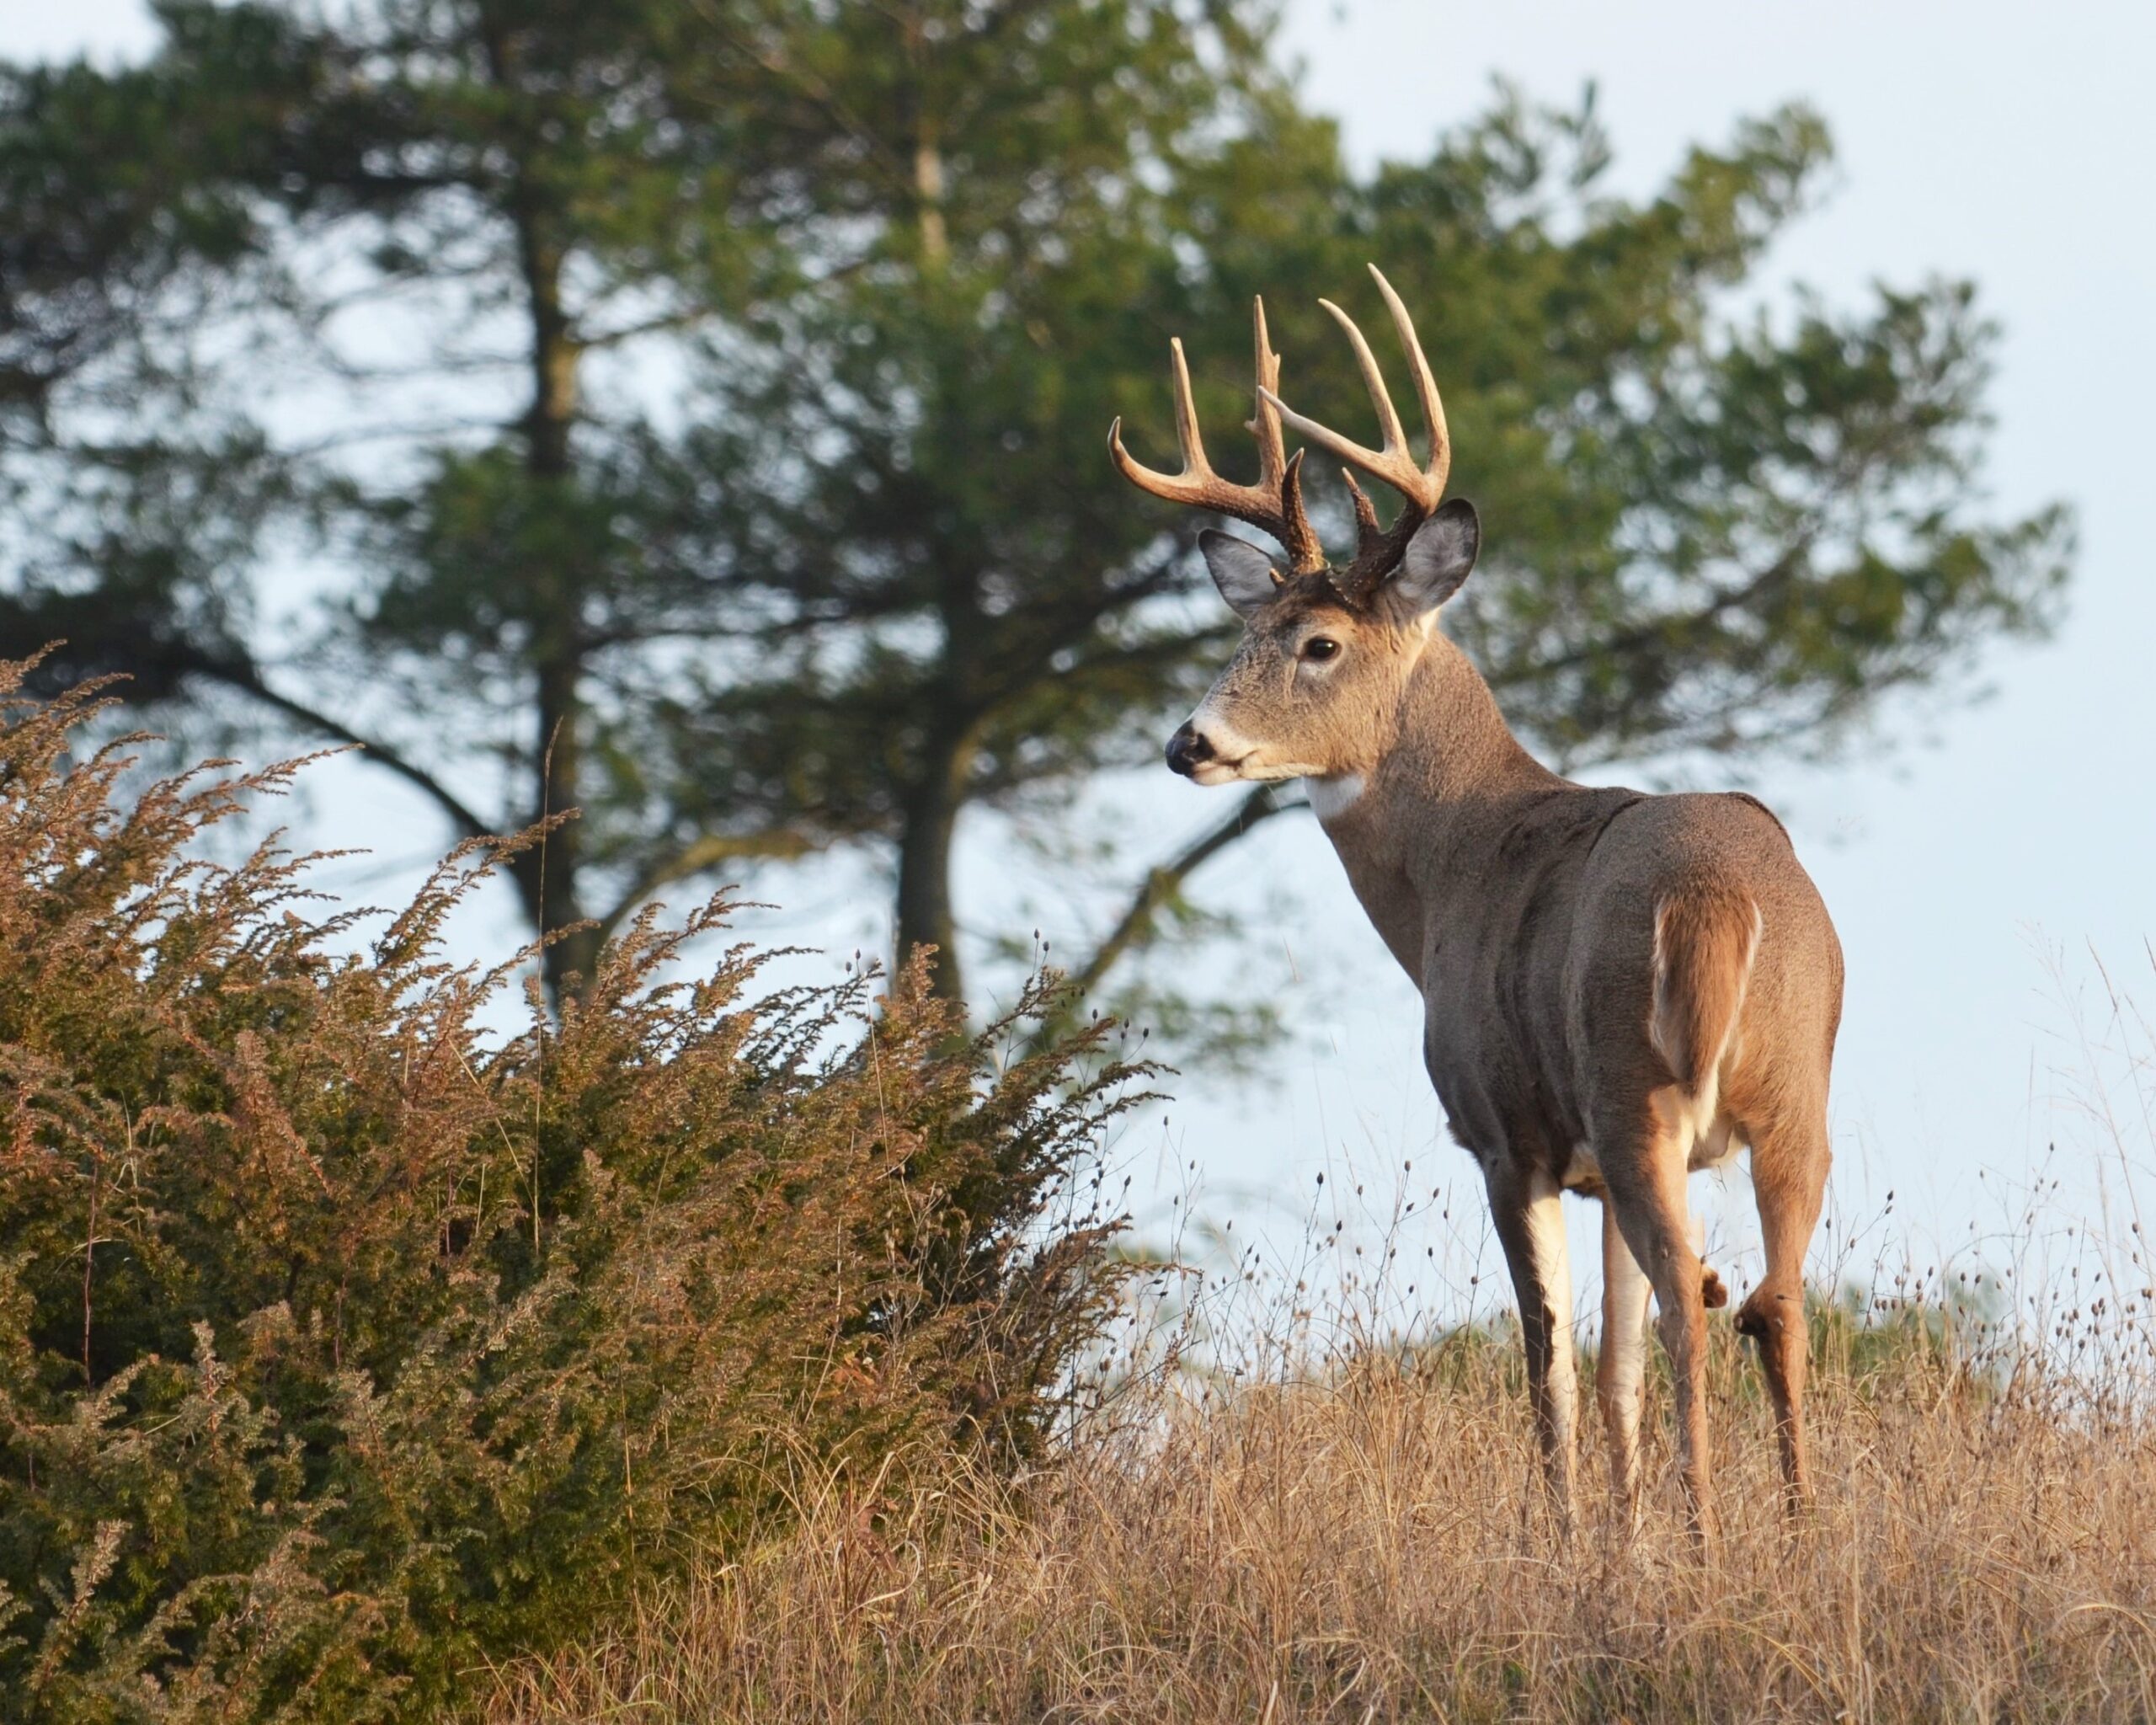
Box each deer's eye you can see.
[1303,636,1341,662]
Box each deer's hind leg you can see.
[1737,1108,1829,1514]
[1598,1095,1716,1538]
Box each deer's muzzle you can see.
[1165,723,1215,777]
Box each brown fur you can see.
[1651,886,1760,1092]
[1129,278,1842,1536]
[1173,595,1844,1537]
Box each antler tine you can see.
[1107,299,1325,574]
[1324,296,1412,473]
[1342,469,1385,561]
[1258,264,1454,600]
[1367,264,1449,499]
[1261,305,1441,513]
[1107,339,1214,501]
[1248,296,1286,490]
[1246,299,1324,571]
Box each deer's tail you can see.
[1649,886,1763,1095]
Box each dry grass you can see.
[488,1306,2156,1724]
[489,944,2156,1725]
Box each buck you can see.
[1108,268,1844,1532]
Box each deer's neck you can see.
[1308,632,1568,976]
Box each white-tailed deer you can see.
[1109,269,1844,1533]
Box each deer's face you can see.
[1166,506,1480,787]
[1166,584,1416,785]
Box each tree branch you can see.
[578,304,711,349]
[590,825,825,948]
[1483,532,1818,696]
[192,656,495,841]
[1061,781,1298,1001]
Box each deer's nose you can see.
[1165,723,1214,777]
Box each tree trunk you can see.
[914,128,947,263]
[894,740,969,1003]
[497,90,594,1002]
[521,264,595,1001]
[904,7,947,265]
[525,651,601,998]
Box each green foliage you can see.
[0,4,2073,1039]
[0,0,1294,1006]
[1345,98,2073,766]
[0,662,1145,1719]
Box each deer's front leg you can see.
[1485,1162,1578,1535]
[1596,1195,1653,1528]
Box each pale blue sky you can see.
[10,1,2154,1320]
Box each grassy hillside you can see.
[492,1301,2156,1723]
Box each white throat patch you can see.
[1305,773,1365,821]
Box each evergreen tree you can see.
[643,88,2068,1011]
[0,7,2068,1013]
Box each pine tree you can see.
[0,10,2068,1014]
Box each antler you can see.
[1261,264,1451,604]
[1107,297,1326,577]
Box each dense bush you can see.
[0,663,1145,1720]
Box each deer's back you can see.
[1420,787,1842,1170]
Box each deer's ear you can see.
[1392,499,1481,614]
[1199,529,1280,619]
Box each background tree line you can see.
[0,0,2070,1024]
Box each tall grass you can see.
[490,954,2156,1723]
[491,1297,2156,1723]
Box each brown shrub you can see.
[0,663,1148,1720]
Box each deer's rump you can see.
[1561,792,1842,1152]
